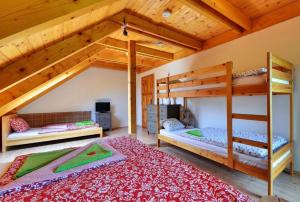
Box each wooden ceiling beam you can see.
[0,21,119,94]
[110,11,203,50]
[91,60,128,71]
[177,0,251,32]
[0,46,105,117]
[0,0,128,66]
[0,44,105,114]
[94,48,167,68]
[203,0,300,50]
[98,37,174,61]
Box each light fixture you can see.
[162,8,172,18]
[122,17,128,36]
[154,41,164,47]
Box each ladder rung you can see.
[233,137,268,149]
[232,113,268,122]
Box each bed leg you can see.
[268,178,273,196]
[157,138,160,148]
[290,160,294,176]
[100,128,103,138]
[2,145,6,153]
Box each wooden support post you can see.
[156,81,161,148]
[226,62,233,168]
[290,67,294,176]
[267,52,274,195]
[184,98,188,110]
[128,40,137,136]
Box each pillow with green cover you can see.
[55,144,113,173]
[14,148,74,179]
[186,130,203,137]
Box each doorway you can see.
[141,74,154,128]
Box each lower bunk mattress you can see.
[160,127,288,170]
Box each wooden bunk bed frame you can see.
[156,52,294,196]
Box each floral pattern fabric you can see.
[179,127,287,158]
[0,137,253,202]
[10,117,30,132]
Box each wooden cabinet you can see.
[147,104,180,134]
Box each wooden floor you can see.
[0,127,299,202]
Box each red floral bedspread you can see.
[0,137,253,202]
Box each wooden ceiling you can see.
[0,0,300,116]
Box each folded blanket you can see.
[14,148,74,179]
[55,144,112,173]
[39,121,98,134]
[75,120,94,127]
[186,130,203,137]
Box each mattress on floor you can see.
[7,127,100,141]
[160,128,288,169]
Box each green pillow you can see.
[14,148,74,179]
[75,120,94,126]
[55,144,113,173]
[186,130,203,137]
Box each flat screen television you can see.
[96,102,110,112]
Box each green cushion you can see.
[14,148,74,179]
[186,130,203,137]
[75,120,94,127]
[55,144,113,173]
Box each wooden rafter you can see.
[0,44,105,114]
[0,48,107,117]
[203,1,300,50]
[0,0,128,66]
[177,0,251,32]
[91,60,127,71]
[98,37,174,61]
[0,21,119,94]
[94,48,167,68]
[110,10,203,50]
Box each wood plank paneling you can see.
[0,22,119,94]
[111,11,203,50]
[0,0,128,66]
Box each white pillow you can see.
[163,118,185,131]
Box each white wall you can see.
[137,16,300,171]
[20,67,128,128]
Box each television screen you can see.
[96,102,110,112]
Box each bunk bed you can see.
[156,52,294,196]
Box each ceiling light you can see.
[162,9,172,18]
[122,17,128,36]
[154,41,164,47]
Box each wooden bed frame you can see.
[156,52,294,196]
[1,114,103,153]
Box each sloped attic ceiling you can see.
[0,0,300,116]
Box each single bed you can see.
[160,128,288,170]
[0,137,253,201]
[2,112,103,152]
